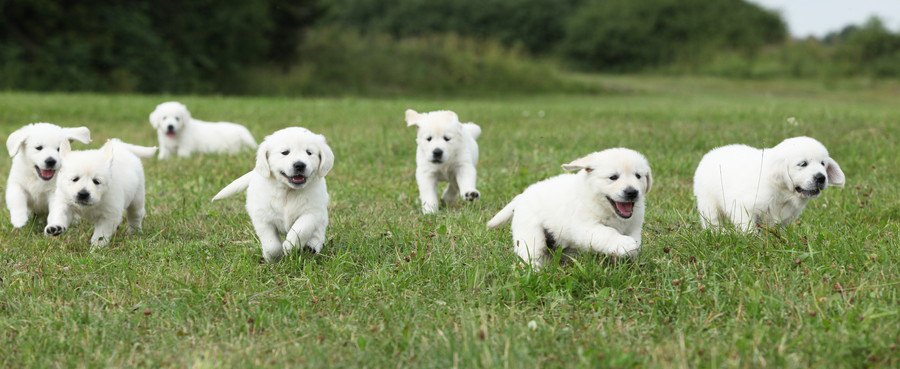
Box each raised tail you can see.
[463,123,481,140]
[487,196,519,229]
[212,172,253,201]
[241,129,258,149]
[110,139,157,158]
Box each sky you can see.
[747,0,900,38]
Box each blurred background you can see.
[1,0,898,96]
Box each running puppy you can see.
[44,139,156,246]
[212,127,334,263]
[405,109,481,214]
[5,123,91,228]
[693,136,845,231]
[149,101,257,159]
[488,148,652,269]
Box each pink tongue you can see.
[615,202,634,216]
[292,176,305,183]
[40,169,55,178]
[166,132,176,138]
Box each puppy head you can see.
[406,109,464,164]
[6,123,91,182]
[772,136,845,199]
[56,141,115,207]
[563,148,652,220]
[149,102,191,138]
[254,127,334,189]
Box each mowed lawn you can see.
[0,77,897,368]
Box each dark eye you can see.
[609,174,619,181]
[36,146,43,151]
[281,150,290,156]
[426,136,432,142]
[306,149,313,155]
[821,161,825,166]
[636,174,642,179]
[443,136,450,142]
[72,177,80,182]
[175,117,180,121]
[92,179,100,185]
[56,147,60,152]
[798,161,808,167]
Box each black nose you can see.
[76,190,90,201]
[293,161,307,171]
[432,148,443,157]
[44,157,57,167]
[814,173,825,184]
[167,125,174,132]
[623,187,639,200]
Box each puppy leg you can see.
[567,223,639,257]
[511,216,548,269]
[253,220,283,263]
[455,164,480,201]
[442,176,459,203]
[158,146,171,160]
[696,195,720,229]
[90,213,123,247]
[416,170,440,214]
[305,223,327,254]
[727,205,756,232]
[44,196,72,236]
[176,147,192,158]
[126,190,146,233]
[282,214,320,255]
[6,184,31,228]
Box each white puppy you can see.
[44,139,157,246]
[405,109,481,214]
[488,148,652,269]
[5,123,91,228]
[149,101,257,159]
[693,136,845,231]
[212,127,334,263]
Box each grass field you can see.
[0,77,897,368]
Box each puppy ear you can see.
[405,109,421,127]
[6,125,30,157]
[561,155,593,172]
[316,135,335,177]
[644,171,652,194]
[63,127,91,144]
[59,139,73,158]
[254,142,271,178]
[825,158,845,187]
[101,140,116,169]
[149,108,161,129]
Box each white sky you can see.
[747,0,900,37]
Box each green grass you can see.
[0,77,897,368]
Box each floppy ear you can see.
[825,157,845,187]
[149,108,161,129]
[62,127,91,144]
[59,139,73,157]
[644,171,652,194]
[405,109,421,127]
[254,141,271,178]
[6,125,30,157]
[101,140,115,169]
[316,135,335,177]
[561,155,594,173]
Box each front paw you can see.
[422,202,439,214]
[464,190,480,201]
[11,216,28,229]
[612,235,640,257]
[45,225,67,236]
[91,236,110,247]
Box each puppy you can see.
[149,101,257,159]
[693,136,845,231]
[5,123,91,228]
[212,127,334,263]
[488,148,652,268]
[405,109,481,214]
[44,139,157,246]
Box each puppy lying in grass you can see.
[213,127,334,263]
[405,109,481,214]
[693,136,845,231]
[488,148,652,269]
[5,123,91,229]
[45,139,157,246]
[150,101,257,159]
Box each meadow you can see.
[0,76,897,368]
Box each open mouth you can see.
[430,158,443,164]
[795,186,821,198]
[606,196,634,219]
[280,171,307,186]
[34,166,56,181]
[75,199,93,206]
[165,131,177,138]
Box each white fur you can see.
[406,109,481,214]
[44,139,156,246]
[488,148,652,269]
[5,123,91,228]
[212,127,334,263]
[149,101,257,159]
[693,136,845,231]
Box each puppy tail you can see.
[487,196,518,229]
[463,123,481,140]
[113,140,158,158]
[241,130,258,149]
[212,172,253,201]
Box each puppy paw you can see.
[11,217,28,229]
[422,203,439,214]
[91,236,110,247]
[44,225,67,236]
[464,190,480,201]
[612,235,640,257]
